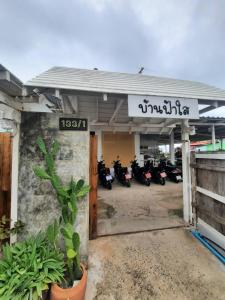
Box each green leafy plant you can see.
[33,137,90,287]
[0,215,25,250]
[0,233,65,300]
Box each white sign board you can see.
[128,95,199,119]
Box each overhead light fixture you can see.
[103,93,108,101]
[32,88,40,95]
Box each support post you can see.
[170,129,175,164]
[134,133,141,164]
[181,119,192,223]
[212,124,216,151]
[10,123,20,243]
[96,130,102,161]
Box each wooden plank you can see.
[194,151,225,240]
[0,133,11,220]
[198,207,225,226]
[2,134,11,191]
[0,90,22,111]
[195,153,225,159]
[196,161,225,197]
[0,134,3,189]
[89,133,98,239]
[0,134,3,218]
[196,186,225,205]
[191,163,225,173]
[191,152,197,227]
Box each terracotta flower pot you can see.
[50,264,87,300]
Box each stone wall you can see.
[18,112,89,258]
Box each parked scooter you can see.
[113,157,132,187]
[145,160,167,185]
[131,158,151,186]
[160,159,182,183]
[98,160,113,189]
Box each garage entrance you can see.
[96,130,185,236]
[88,96,196,238]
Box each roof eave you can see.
[24,82,225,102]
[0,65,23,96]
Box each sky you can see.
[0,0,225,86]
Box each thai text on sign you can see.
[128,95,199,119]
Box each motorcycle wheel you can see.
[126,180,131,187]
[145,179,151,186]
[160,178,166,185]
[107,182,112,190]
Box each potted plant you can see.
[0,232,65,299]
[33,137,90,300]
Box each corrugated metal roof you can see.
[25,66,225,101]
[201,106,225,118]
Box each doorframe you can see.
[0,106,21,243]
[181,119,192,224]
[10,124,20,243]
[89,132,98,239]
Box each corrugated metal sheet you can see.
[25,66,225,101]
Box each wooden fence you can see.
[191,152,225,249]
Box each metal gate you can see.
[191,152,225,250]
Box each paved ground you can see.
[86,228,225,300]
[97,180,184,236]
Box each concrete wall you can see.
[18,112,89,258]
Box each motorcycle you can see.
[113,158,132,187]
[145,160,167,185]
[131,159,151,186]
[160,159,182,183]
[98,160,113,189]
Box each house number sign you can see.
[128,95,199,119]
[59,118,88,131]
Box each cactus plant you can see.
[33,137,90,287]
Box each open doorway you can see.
[89,131,184,238]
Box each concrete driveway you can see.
[86,228,225,300]
[97,181,184,236]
